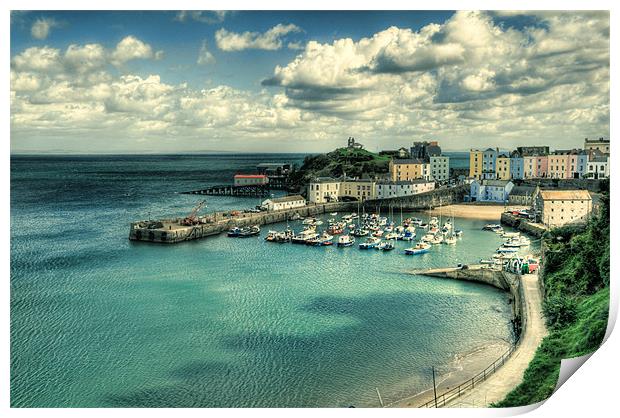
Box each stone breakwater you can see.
[500,213,547,238]
[128,202,356,243]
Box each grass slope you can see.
[494,194,610,407]
[289,148,391,191]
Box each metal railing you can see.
[418,346,515,408]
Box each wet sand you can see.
[388,341,512,408]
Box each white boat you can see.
[444,236,457,245]
[503,236,530,247]
[359,237,381,249]
[501,231,520,238]
[405,242,431,255]
[431,235,444,245]
[385,232,399,240]
[378,241,395,251]
[421,233,435,243]
[302,217,316,225]
[337,235,355,247]
[496,246,518,253]
[330,212,338,216]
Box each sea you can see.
[11,153,514,408]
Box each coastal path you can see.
[444,272,548,407]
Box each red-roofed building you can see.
[234,174,269,186]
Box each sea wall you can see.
[500,213,547,238]
[129,202,356,243]
[363,184,469,211]
[421,267,525,341]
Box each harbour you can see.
[12,154,520,407]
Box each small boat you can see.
[372,229,384,237]
[405,243,431,255]
[330,212,338,216]
[501,231,520,238]
[421,233,435,243]
[503,237,531,247]
[238,225,260,237]
[496,246,518,253]
[385,232,399,240]
[443,236,457,245]
[455,229,463,237]
[292,230,318,244]
[302,217,316,225]
[337,235,355,247]
[431,235,444,245]
[359,237,381,249]
[265,230,279,242]
[327,225,344,234]
[378,241,395,251]
[483,224,502,231]
[227,227,242,237]
[351,228,369,237]
[402,230,415,241]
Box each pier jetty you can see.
[128,202,355,243]
[181,184,271,197]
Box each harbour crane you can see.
[181,200,207,226]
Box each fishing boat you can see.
[292,229,319,244]
[302,217,316,225]
[483,224,502,231]
[372,229,384,237]
[330,212,338,216]
[496,246,518,253]
[378,241,395,251]
[327,224,344,234]
[455,229,463,237]
[405,242,431,255]
[227,227,242,237]
[337,235,355,247]
[265,230,279,242]
[501,231,520,238]
[359,237,381,249]
[238,225,260,237]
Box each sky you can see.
[9,10,610,154]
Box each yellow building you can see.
[469,150,483,179]
[340,179,377,201]
[389,158,426,181]
[495,155,511,180]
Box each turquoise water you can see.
[12,154,514,407]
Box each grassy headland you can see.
[495,194,610,407]
[288,147,390,192]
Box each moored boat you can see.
[359,237,381,249]
[405,242,431,255]
[337,235,355,247]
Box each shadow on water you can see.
[105,290,510,408]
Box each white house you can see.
[586,153,610,179]
[261,195,306,211]
[470,179,514,203]
[376,180,435,199]
[307,177,341,203]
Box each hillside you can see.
[288,147,391,192]
[494,194,610,407]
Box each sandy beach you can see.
[422,203,528,221]
[387,341,512,408]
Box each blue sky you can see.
[10,10,609,153]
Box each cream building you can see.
[534,190,592,228]
[389,158,427,181]
[584,137,610,154]
[340,179,377,201]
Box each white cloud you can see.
[10,11,610,152]
[215,23,302,51]
[197,41,215,65]
[110,36,154,66]
[31,17,59,40]
[175,11,230,24]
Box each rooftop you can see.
[509,185,537,196]
[539,190,592,200]
[266,195,305,203]
[234,174,267,178]
[391,158,426,165]
[481,179,512,187]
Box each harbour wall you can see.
[500,213,547,238]
[129,202,356,244]
[363,185,469,211]
[414,266,526,341]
